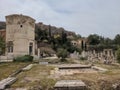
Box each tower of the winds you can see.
[6,14,35,57]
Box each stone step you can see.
[58,64,91,69]
[54,80,87,90]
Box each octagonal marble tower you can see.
[6,14,35,57]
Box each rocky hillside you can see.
[0,21,76,37]
[0,21,6,30]
[36,22,76,36]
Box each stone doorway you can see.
[29,42,33,55]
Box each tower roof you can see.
[5,14,35,22]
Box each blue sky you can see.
[0,0,120,38]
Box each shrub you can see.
[80,56,87,60]
[56,48,68,62]
[13,55,33,62]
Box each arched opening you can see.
[29,42,33,55]
[7,41,13,53]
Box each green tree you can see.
[0,36,5,55]
[114,34,120,45]
[76,47,82,54]
[87,34,115,51]
[61,30,67,44]
[56,48,68,61]
[116,47,120,63]
[73,34,82,40]
[87,34,100,45]
[103,38,113,45]
[35,28,48,42]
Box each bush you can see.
[56,48,68,62]
[116,48,120,63]
[80,56,87,60]
[13,55,33,62]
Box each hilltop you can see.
[0,21,76,37]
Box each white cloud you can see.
[0,0,120,38]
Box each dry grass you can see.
[0,62,120,90]
[0,62,29,80]
[12,65,56,89]
[59,63,120,90]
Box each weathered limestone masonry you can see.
[87,49,116,64]
[6,14,35,57]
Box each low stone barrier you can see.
[0,77,17,89]
[10,69,22,77]
[22,64,34,71]
[0,60,13,62]
[39,62,48,65]
[0,64,34,89]
[0,56,13,62]
[43,56,58,60]
[92,66,108,72]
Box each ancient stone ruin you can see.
[54,80,86,90]
[87,49,116,64]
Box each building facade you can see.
[5,14,36,57]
